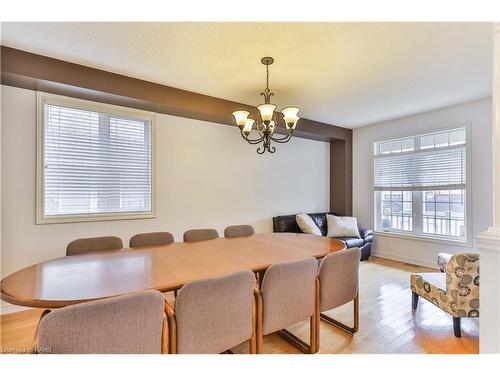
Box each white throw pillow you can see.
[296,213,322,236]
[326,214,361,238]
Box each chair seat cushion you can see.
[336,237,365,248]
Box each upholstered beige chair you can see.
[183,229,219,243]
[35,290,168,354]
[318,247,360,334]
[165,270,256,354]
[224,225,255,238]
[255,257,319,354]
[129,232,175,248]
[66,236,123,256]
[410,253,479,337]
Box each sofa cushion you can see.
[273,214,301,234]
[326,214,361,238]
[296,213,322,236]
[335,237,365,248]
[307,213,328,236]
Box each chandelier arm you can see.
[270,131,294,143]
[240,130,265,144]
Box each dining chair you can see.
[35,290,168,354]
[129,232,175,248]
[224,225,255,238]
[165,270,256,354]
[318,247,360,334]
[183,228,219,243]
[255,257,319,354]
[66,236,123,256]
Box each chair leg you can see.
[165,302,177,354]
[412,291,419,310]
[278,278,320,354]
[254,289,263,354]
[249,293,257,354]
[453,317,462,338]
[320,293,359,334]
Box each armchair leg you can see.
[412,291,419,310]
[453,317,462,338]
[320,293,359,334]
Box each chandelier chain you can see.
[266,64,270,91]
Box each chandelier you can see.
[232,57,300,154]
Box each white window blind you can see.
[374,147,466,191]
[373,128,468,242]
[41,99,153,221]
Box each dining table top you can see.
[0,233,346,308]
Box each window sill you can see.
[36,212,156,225]
[373,230,471,247]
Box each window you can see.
[373,128,467,242]
[37,93,155,223]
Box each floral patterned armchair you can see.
[410,253,479,338]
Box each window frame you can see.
[36,92,157,224]
[371,125,472,246]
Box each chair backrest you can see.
[260,257,318,335]
[129,232,175,248]
[66,236,123,256]
[446,253,480,317]
[224,225,255,238]
[174,270,255,354]
[317,247,360,312]
[36,290,165,354]
[183,228,219,243]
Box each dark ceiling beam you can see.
[0,46,351,142]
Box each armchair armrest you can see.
[437,252,453,272]
[358,227,373,242]
[445,253,480,317]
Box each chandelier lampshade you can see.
[281,107,300,130]
[257,104,276,123]
[242,119,255,135]
[231,57,300,154]
[232,110,250,128]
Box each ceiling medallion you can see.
[232,57,300,154]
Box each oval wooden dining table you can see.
[1,233,346,309]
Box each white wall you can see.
[1,85,330,309]
[353,98,493,268]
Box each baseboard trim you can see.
[1,302,31,315]
[371,250,438,269]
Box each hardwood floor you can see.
[0,257,479,354]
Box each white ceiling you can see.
[0,22,493,128]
